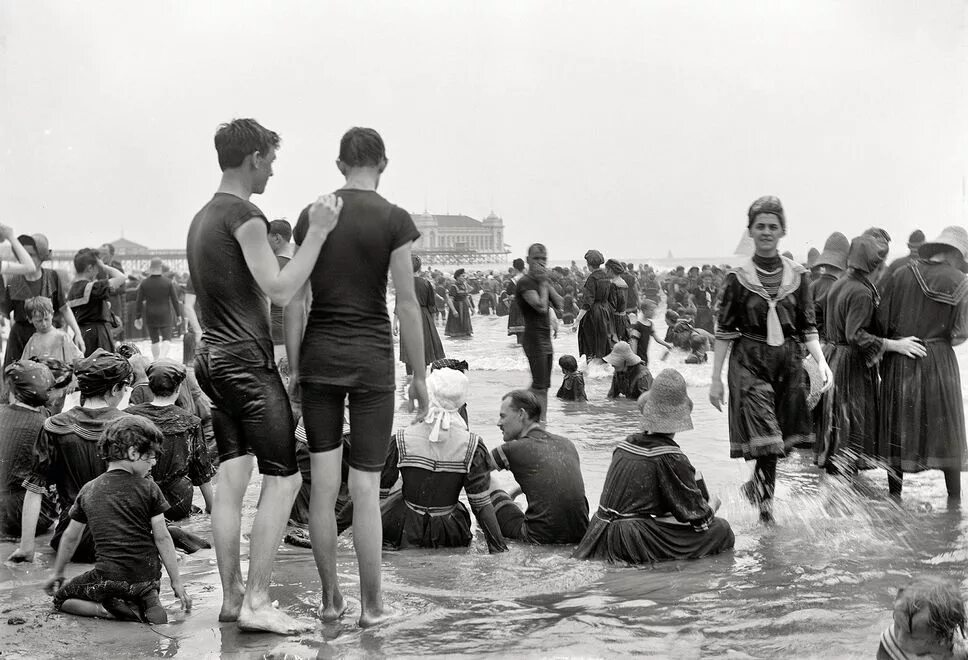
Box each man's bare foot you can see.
[238,602,314,635]
[318,593,348,622]
[359,605,398,629]
[218,586,245,622]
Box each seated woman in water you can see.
[378,368,508,553]
[574,369,734,564]
[605,341,653,399]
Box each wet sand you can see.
[2,318,967,658]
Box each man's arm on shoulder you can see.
[235,195,341,307]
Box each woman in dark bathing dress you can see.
[395,255,445,375]
[814,234,926,475]
[709,196,832,524]
[445,269,473,338]
[576,249,613,362]
[876,226,968,498]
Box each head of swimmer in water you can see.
[498,389,541,442]
[214,118,280,196]
[336,127,388,189]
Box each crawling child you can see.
[44,416,192,623]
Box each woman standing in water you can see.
[709,196,832,523]
[605,259,630,342]
[445,269,473,338]
[814,234,926,475]
[575,249,613,362]
[395,254,445,376]
[877,226,968,499]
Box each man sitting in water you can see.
[878,576,967,659]
[488,389,589,544]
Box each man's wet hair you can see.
[98,416,164,463]
[214,118,281,171]
[73,248,99,274]
[268,219,292,242]
[338,127,386,168]
[502,389,541,422]
[512,258,525,272]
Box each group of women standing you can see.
[710,195,967,523]
[575,251,635,361]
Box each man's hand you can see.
[307,194,343,235]
[6,547,34,563]
[134,319,143,330]
[44,574,65,596]
[73,333,86,353]
[288,378,302,424]
[171,580,192,612]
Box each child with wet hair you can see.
[878,576,967,659]
[44,416,192,624]
[555,354,587,401]
[22,296,83,365]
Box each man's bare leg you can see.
[237,471,308,634]
[211,455,253,622]
[348,467,392,628]
[308,449,346,622]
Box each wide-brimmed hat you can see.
[637,369,693,433]
[907,229,925,250]
[919,226,968,261]
[814,232,850,270]
[604,341,641,369]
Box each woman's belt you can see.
[595,506,647,523]
[405,500,457,517]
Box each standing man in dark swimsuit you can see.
[516,243,562,421]
[187,118,342,635]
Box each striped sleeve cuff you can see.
[22,479,46,495]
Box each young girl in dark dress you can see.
[709,196,832,523]
[576,250,613,361]
[574,369,734,564]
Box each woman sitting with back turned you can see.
[574,369,734,564]
[379,368,508,553]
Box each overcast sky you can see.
[1,1,965,262]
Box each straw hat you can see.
[636,369,693,433]
[919,226,968,261]
[814,232,850,271]
[604,341,642,369]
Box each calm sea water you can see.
[2,309,967,658]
